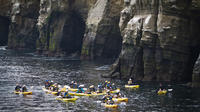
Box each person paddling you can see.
[22,85,28,92]
[97,83,103,93]
[111,83,117,90]
[45,80,50,89]
[76,85,85,93]
[15,84,21,92]
[159,83,165,91]
[128,78,133,85]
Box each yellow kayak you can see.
[69,88,78,92]
[112,97,128,102]
[14,91,32,95]
[125,85,140,88]
[104,104,118,108]
[110,88,120,93]
[61,87,87,92]
[157,90,167,95]
[69,92,92,96]
[56,97,78,102]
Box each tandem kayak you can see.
[125,85,140,89]
[14,91,32,95]
[56,97,78,102]
[157,90,167,95]
[112,97,128,102]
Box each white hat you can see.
[79,85,84,87]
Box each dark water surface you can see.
[0,46,200,112]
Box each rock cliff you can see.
[81,0,123,59]
[8,0,40,49]
[107,0,200,84]
[0,0,199,85]
[36,0,123,58]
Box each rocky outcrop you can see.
[36,0,123,58]
[8,0,40,49]
[107,0,200,82]
[36,0,97,56]
[81,0,123,59]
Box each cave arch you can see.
[60,11,86,55]
[0,16,10,46]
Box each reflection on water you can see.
[0,47,200,111]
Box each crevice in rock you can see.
[60,11,86,55]
[0,16,10,46]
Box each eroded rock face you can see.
[8,0,40,49]
[0,0,199,84]
[37,0,123,58]
[81,0,123,59]
[36,0,97,56]
[109,0,200,82]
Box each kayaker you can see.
[45,80,50,89]
[128,78,133,85]
[49,80,54,87]
[22,85,27,92]
[69,81,74,88]
[102,80,108,88]
[53,83,59,92]
[97,83,103,93]
[15,84,21,92]
[73,82,79,88]
[89,85,95,92]
[111,83,117,90]
[159,83,165,91]
[106,81,111,89]
[63,90,72,98]
[77,85,85,93]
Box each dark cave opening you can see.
[185,46,200,82]
[0,16,10,46]
[185,18,200,83]
[101,17,123,59]
[60,11,85,55]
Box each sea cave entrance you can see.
[60,11,86,55]
[0,16,9,46]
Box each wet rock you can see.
[110,0,200,83]
[36,0,96,56]
[81,0,123,59]
[8,0,40,49]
